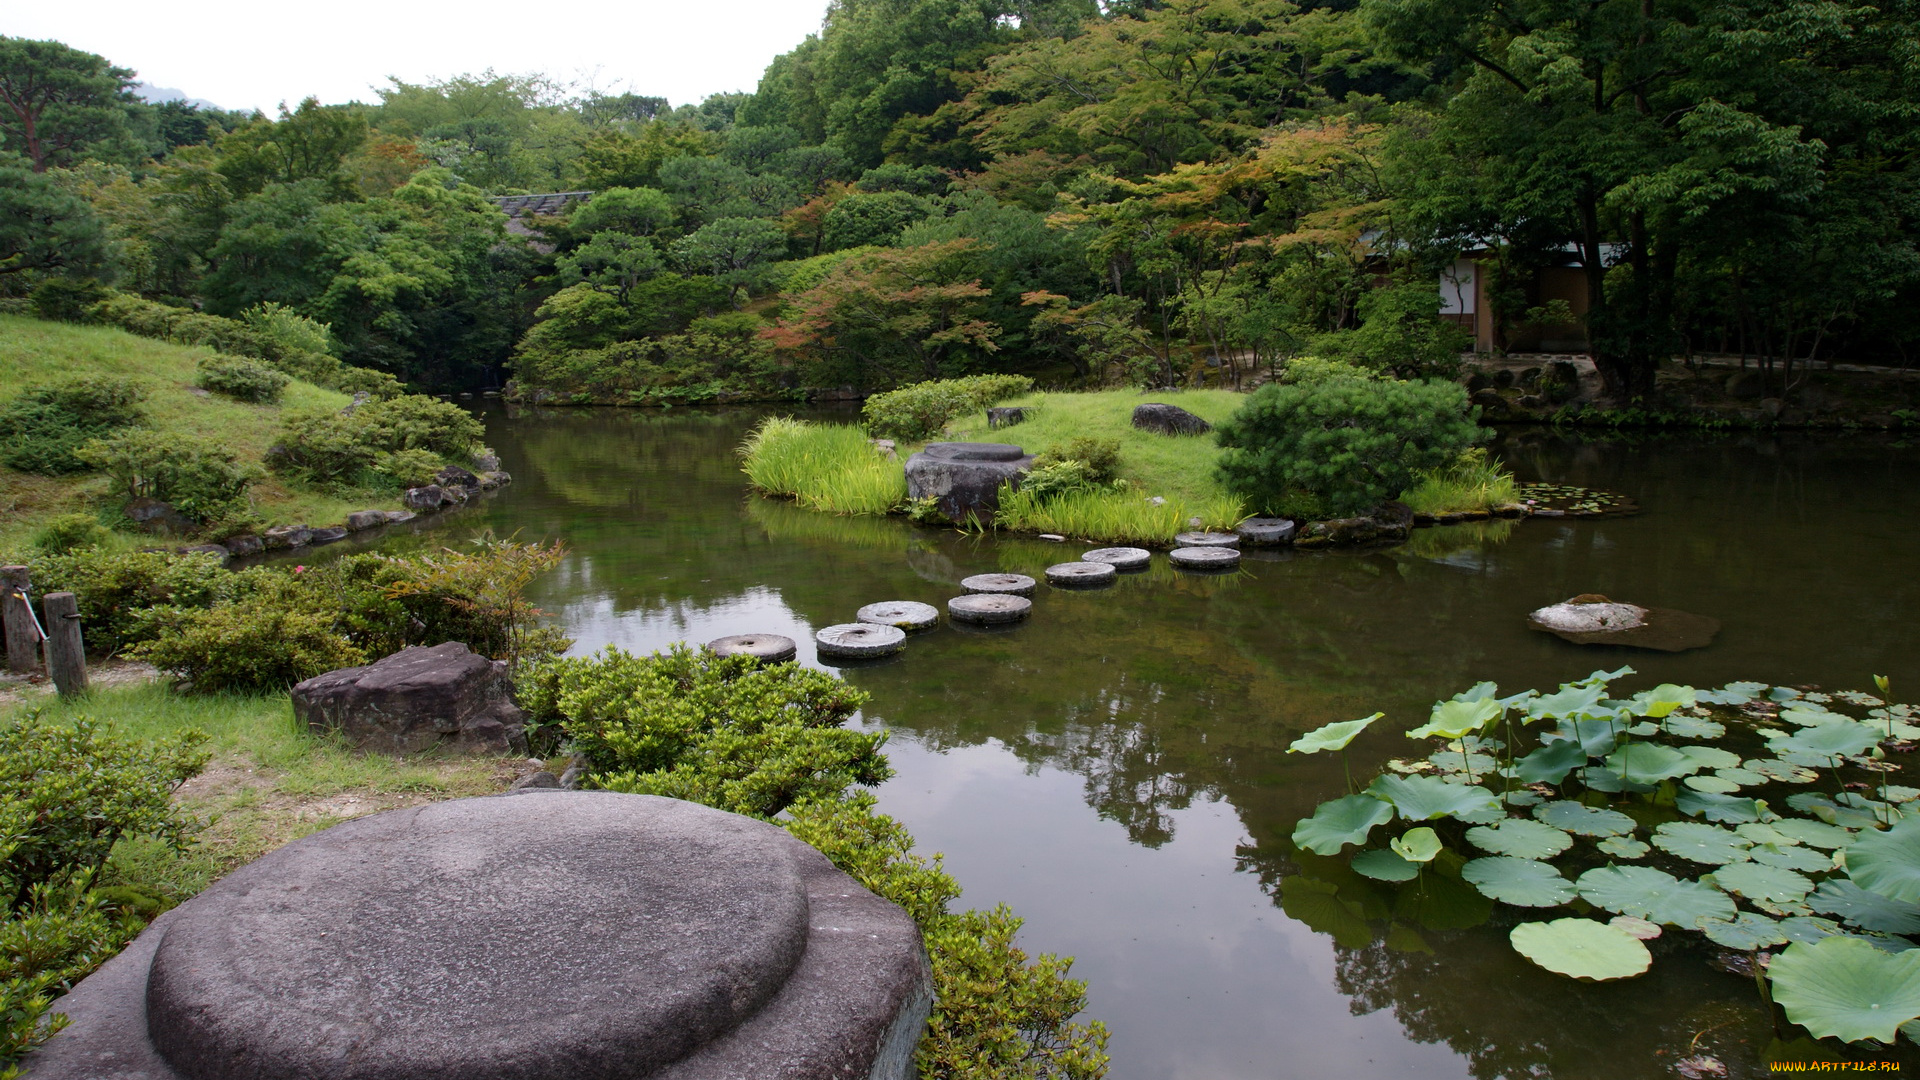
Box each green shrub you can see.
[375,538,573,666]
[861,375,1034,440]
[74,430,263,522]
[1015,460,1111,504]
[27,550,240,655]
[87,290,401,398]
[130,602,368,693]
[372,448,443,489]
[239,302,334,357]
[195,355,289,404]
[28,278,107,323]
[1032,436,1122,485]
[1215,374,1483,517]
[266,394,484,484]
[0,376,146,475]
[0,881,138,1070]
[30,515,111,555]
[519,645,888,816]
[1399,447,1520,515]
[1305,281,1472,380]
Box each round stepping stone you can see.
[1082,547,1151,570]
[856,601,940,631]
[50,794,930,1080]
[960,573,1036,597]
[1045,561,1116,588]
[1235,518,1297,546]
[707,634,797,663]
[948,593,1032,625]
[815,623,907,658]
[1174,530,1240,548]
[1169,546,1241,570]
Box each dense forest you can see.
[4,0,1917,400]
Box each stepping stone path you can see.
[1169,546,1241,570]
[949,594,1033,625]
[857,601,941,631]
[1046,562,1116,587]
[816,623,907,658]
[1173,531,1240,548]
[708,634,798,662]
[25,793,931,1080]
[1082,547,1151,570]
[960,573,1037,597]
[1235,518,1296,546]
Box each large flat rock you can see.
[25,793,931,1080]
[904,442,1033,524]
[291,642,527,755]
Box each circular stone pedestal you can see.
[707,633,798,663]
[816,622,908,658]
[24,794,932,1080]
[857,601,941,631]
[1169,546,1241,570]
[960,573,1037,597]
[1045,562,1116,588]
[948,593,1032,625]
[1235,518,1297,546]
[1173,531,1240,548]
[1082,547,1151,570]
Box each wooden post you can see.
[1,566,38,674]
[42,592,87,698]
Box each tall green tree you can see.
[215,98,368,198]
[0,37,140,171]
[0,152,107,276]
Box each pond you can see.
[349,404,1920,1078]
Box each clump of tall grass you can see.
[1398,448,1519,515]
[995,486,1245,545]
[740,417,907,515]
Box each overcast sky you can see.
[4,0,829,113]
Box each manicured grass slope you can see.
[0,315,397,550]
[943,389,1246,506]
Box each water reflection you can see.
[409,406,1920,1078]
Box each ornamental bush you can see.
[74,429,263,522]
[0,376,146,475]
[195,355,290,404]
[266,394,485,484]
[130,601,369,693]
[1214,374,1483,517]
[861,374,1034,440]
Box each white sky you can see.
[3,0,830,113]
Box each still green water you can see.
[353,404,1920,1078]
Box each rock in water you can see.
[960,573,1037,597]
[1169,547,1240,570]
[1045,561,1116,587]
[291,641,528,755]
[1235,518,1296,546]
[25,794,931,1080]
[856,602,941,631]
[1131,403,1212,436]
[948,594,1032,625]
[903,442,1034,524]
[1082,547,1152,570]
[815,623,908,658]
[1527,594,1721,652]
[1174,531,1239,548]
[707,634,798,663]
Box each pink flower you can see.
[294,566,307,573]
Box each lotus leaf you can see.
[1712,862,1814,905]
[1352,848,1421,882]
[1885,787,1920,805]
[1713,767,1769,789]
[1676,744,1743,771]
[1383,923,1433,954]
[1779,915,1847,945]
[1391,827,1443,864]
[1510,919,1652,981]
[1750,845,1837,874]
[1698,682,1765,705]
[1576,865,1737,925]
[1515,740,1587,784]
[1529,683,1607,720]
[1767,937,1920,1043]
[1408,697,1503,740]
[1366,775,1502,822]
[1654,822,1754,865]
[1467,819,1574,860]
[1550,718,1626,758]
[1698,913,1788,951]
[1768,723,1881,761]
[1610,915,1662,940]
[1393,870,1495,931]
[1664,715,1726,739]
[1676,789,1763,823]
[1289,713,1384,754]
[1629,683,1696,718]
[1773,819,1855,849]
[1606,743,1703,783]
[1685,775,1740,794]
[1770,687,1803,702]
[1293,794,1395,855]
[1749,758,1820,784]
[1808,880,1920,935]
[1781,706,1854,727]
[1463,857,1578,907]
[1427,749,1501,777]
[1535,800,1636,837]
[1737,823,1794,846]
[1505,789,1543,807]
[1845,817,1920,904]
[1280,877,1374,949]
[1597,836,1651,860]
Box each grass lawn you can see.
[0,315,401,553]
[1,680,523,908]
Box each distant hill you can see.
[134,83,224,111]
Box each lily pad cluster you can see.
[1286,670,1920,1046]
[1515,482,1638,516]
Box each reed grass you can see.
[994,486,1245,545]
[739,417,908,516]
[1398,448,1520,515]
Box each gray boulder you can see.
[24,793,932,1080]
[403,484,463,512]
[477,470,512,489]
[1131,403,1212,436]
[124,498,194,537]
[904,442,1034,524]
[306,526,349,545]
[435,465,481,492]
[262,524,312,550]
[344,510,389,531]
[987,407,1032,429]
[220,534,264,557]
[290,641,527,755]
